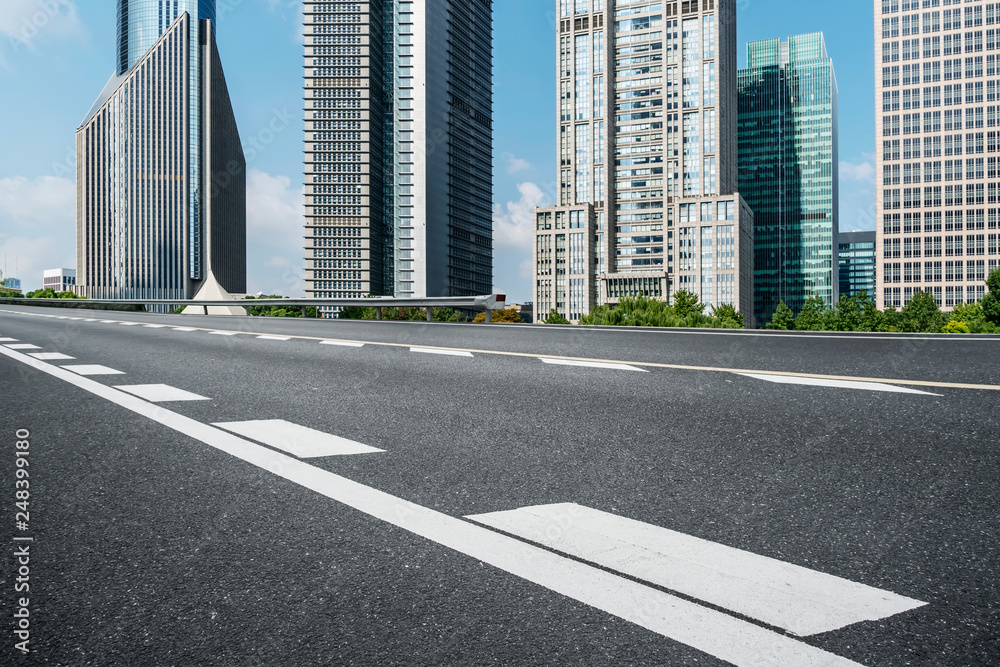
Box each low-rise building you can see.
[43,269,76,293]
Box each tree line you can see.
[768,268,1000,334]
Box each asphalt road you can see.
[1,304,999,666]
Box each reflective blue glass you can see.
[116,0,215,74]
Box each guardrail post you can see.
[485,309,492,323]
[426,307,433,322]
[376,307,383,321]
[301,305,308,318]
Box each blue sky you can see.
[0,0,877,301]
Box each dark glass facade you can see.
[78,3,245,303]
[838,231,877,300]
[738,33,839,322]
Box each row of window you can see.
[882,260,995,284]
[882,285,988,309]
[881,234,999,256]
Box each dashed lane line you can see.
[114,384,211,402]
[0,343,868,667]
[410,347,474,358]
[213,420,384,458]
[467,503,926,638]
[541,358,648,373]
[60,365,125,376]
[3,310,998,392]
[739,374,942,396]
[27,353,75,361]
[257,335,291,341]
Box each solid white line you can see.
[0,344,868,667]
[739,373,942,396]
[208,331,239,336]
[114,384,211,402]
[410,347,474,358]
[4,344,41,350]
[257,335,291,341]
[320,340,365,347]
[27,353,76,361]
[212,420,384,458]
[60,364,125,376]
[466,503,926,638]
[541,358,648,372]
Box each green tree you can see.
[794,295,828,331]
[24,288,83,300]
[243,295,317,318]
[473,308,524,323]
[542,309,571,324]
[948,301,986,333]
[711,303,744,329]
[982,268,1000,327]
[898,290,946,333]
[767,301,795,330]
[672,290,704,318]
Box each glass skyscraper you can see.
[534,0,756,325]
[738,33,839,324]
[838,231,877,299]
[77,0,245,303]
[303,1,494,307]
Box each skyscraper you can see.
[76,1,246,303]
[738,33,839,323]
[838,231,878,299]
[534,0,754,325]
[303,1,494,308]
[875,0,1000,311]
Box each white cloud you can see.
[492,182,547,250]
[0,0,85,61]
[840,159,876,182]
[502,152,532,174]
[245,168,306,296]
[0,174,76,289]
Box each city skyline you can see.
[0,1,879,301]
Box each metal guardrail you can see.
[0,294,508,322]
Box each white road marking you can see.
[467,503,926,637]
[410,347,474,357]
[739,373,942,396]
[257,335,291,341]
[115,384,210,402]
[0,343,867,667]
[0,338,19,342]
[4,344,41,350]
[60,364,126,376]
[320,340,365,347]
[27,353,76,361]
[541,358,648,372]
[119,322,141,326]
[82,318,99,322]
[213,420,384,458]
[208,331,239,336]
[172,327,197,332]
[99,320,117,323]
[144,324,167,329]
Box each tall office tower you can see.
[839,231,878,299]
[875,0,1000,311]
[535,0,754,325]
[77,1,246,304]
[304,1,494,309]
[738,33,839,324]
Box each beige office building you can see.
[875,0,1000,310]
[534,0,754,325]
